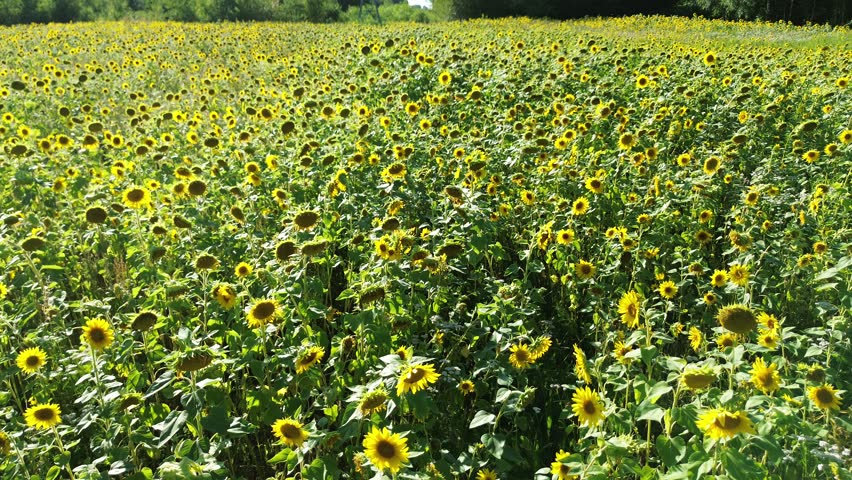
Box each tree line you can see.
[0,0,848,27]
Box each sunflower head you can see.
[295,346,325,374]
[571,386,605,427]
[717,304,757,334]
[246,299,279,328]
[358,389,389,416]
[362,427,409,473]
[82,318,114,351]
[271,418,309,448]
[16,347,47,374]
[681,365,716,390]
[808,384,842,410]
[696,408,754,441]
[24,403,62,430]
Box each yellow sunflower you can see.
[573,344,591,384]
[212,284,238,310]
[617,291,641,328]
[295,346,325,374]
[122,186,152,209]
[234,262,253,278]
[658,280,678,299]
[271,418,309,448]
[396,364,440,396]
[476,469,498,480]
[808,384,842,410]
[363,427,409,473]
[24,403,62,430]
[246,299,279,328]
[458,380,475,396]
[550,449,577,479]
[571,196,589,216]
[750,358,780,394]
[717,304,757,334]
[711,269,728,288]
[82,318,114,351]
[508,344,534,369]
[16,347,47,374]
[696,408,754,441]
[574,260,596,280]
[571,387,605,427]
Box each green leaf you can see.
[722,448,764,477]
[646,381,672,403]
[154,410,188,448]
[656,435,686,467]
[45,466,61,480]
[267,448,297,465]
[470,410,496,429]
[635,399,666,423]
[481,433,505,459]
[201,405,230,435]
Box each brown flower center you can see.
[405,368,426,384]
[583,399,597,415]
[126,189,145,202]
[280,423,301,439]
[89,328,106,343]
[376,439,397,459]
[252,302,275,320]
[816,388,834,405]
[26,355,40,367]
[715,413,740,430]
[34,408,55,421]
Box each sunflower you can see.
[839,129,852,144]
[458,380,475,396]
[571,387,605,427]
[246,299,279,328]
[520,190,535,205]
[808,384,842,410]
[573,344,591,384]
[617,290,641,328]
[234,262,253,278]
[396,364,440,396]
[703,156,721,176]
[571,197,589,216]
[476,469,498,480]
[295,346,325,374]
[757,328,779,349]
[530,336,552,359]
[716,333,738,349]
[271,418,309,448]
[728,264,750,286]
[584,176,603,194]
[681,365,716,390]
[24,403,62,430]
[750,358,780,394]
[16,347,47,374]
[688,327,703,352]
[702,51,717,66]
[82,318,114,351]
[359,389,389,416]
[658,280,678,299]
[556,229,575,245]
[618,132,636,150]
[122,186,152,209]
[550,449,577,479]
[711,269,728,288]
[508,344,534,369]
[575,260,596,280]
[717,304,757,334]
[363,427,409,473]
[635,75,650,88]
[293,210,320,230]
[212,284,238,309]
[0,431,9,456]
[696,408,754,441]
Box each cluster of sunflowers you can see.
[0,15,850,480]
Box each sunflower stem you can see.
[90,346,105,406]
[52,427,76,480]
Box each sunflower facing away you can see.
[271,418,309,448]
[396,364,440,396]
[696,408,754,441]
[24,403,62,430]
[358,389,389,416]
[16,347,47,374]
[82,318,114,351]
[363,426,409,473]
[808,384,842,410]
[571,386,605,427]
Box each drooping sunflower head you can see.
[696,408,754,441]
[82,318,114,351]
[717,304,757,334]
[293,210,320,230]
[131,311,158,331]
[358,389,389,416]
[681,365,716,390]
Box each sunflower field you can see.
[0,15,850,480]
